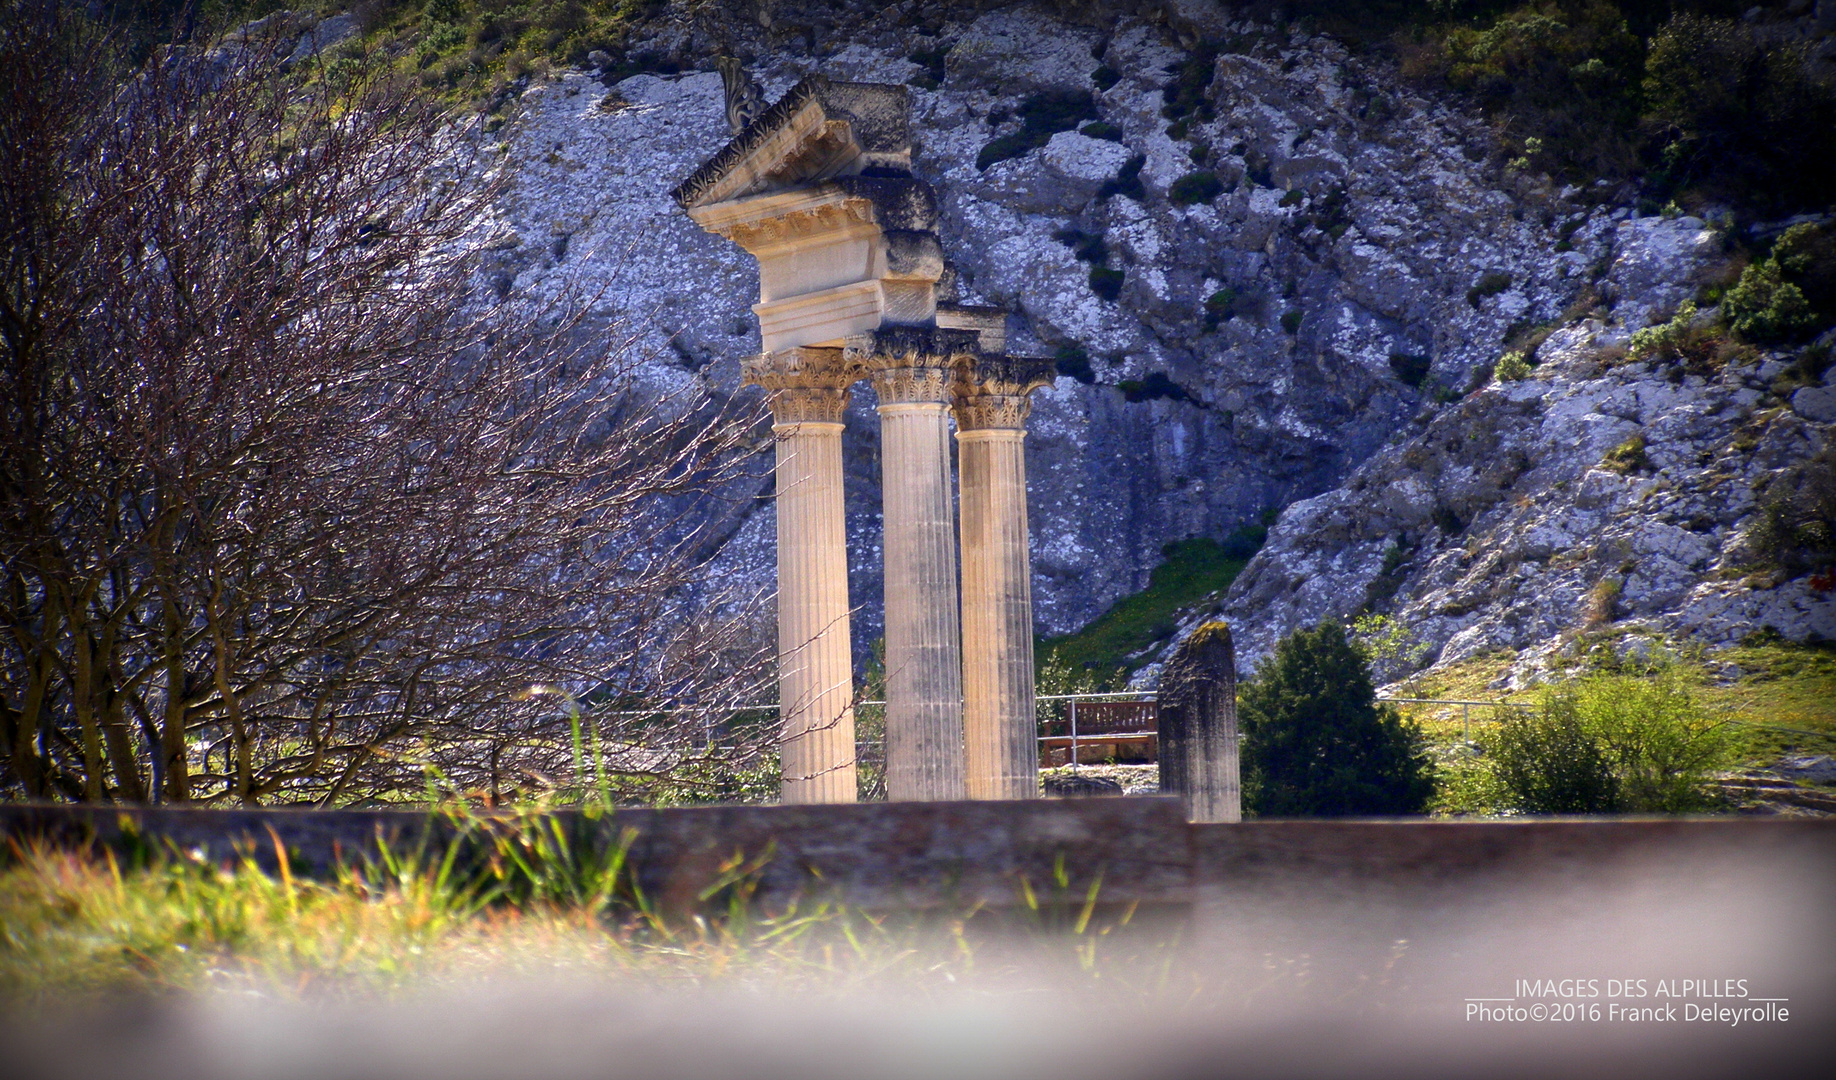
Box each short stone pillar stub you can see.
[849,331,968,802]
[1156,622,1242,823]
[954,358,1053,800]
[742,347,860,804]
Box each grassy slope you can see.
[1393,638,1836,766]
[1036,538,1251,686]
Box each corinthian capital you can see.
[845,326,981,406]
[870,365,955,405]
[742,347,862,424]
[953,356,1055,431]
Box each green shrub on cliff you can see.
[1724,223,1836,345]
[1168,170,1224,206]
[1393,4,1836,214]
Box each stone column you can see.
[743,349,858,804]
[870,359,966,801]
[955,360,1053,800]
[1157,622,1241,823]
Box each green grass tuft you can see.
[1167,171,1223,206]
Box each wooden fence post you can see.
[1156,622,1240,823]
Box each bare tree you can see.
[0,2,776,806]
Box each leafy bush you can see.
[1393,5,1836,213]
[1399,2,1644,183]
[1280,310,1302,334]
[1486,668,1732,814]
[1579,669,1731,812]
[1493,350,1534,381]
[1643,14,1836,215]
[976,89,1100,170]
[1088,266,1124,301]
[1168,170,1223,206]
[1771,222,1836,312]
[1277,188,1304,208]
[1092,64,1120,91]
[1203,287,1247,329]
[1160,40,1219,128]
[1724,263,1815,343]
[1350,612,1430,682]
[1033,645,1106,739]
[1489,699,1621,813]
[1239,621,1436,817]
[1628,300,1695,359]
[1623,299,1751,373]
[975,132,1034,172]
[1723,223,1835,345]
[1078,121,1122,141]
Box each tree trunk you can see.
[1156,622,1241,823]
[159,600,190,803]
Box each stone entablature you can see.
[671,77,912,209]
[675,78,936,354]
[936,302,1007,353]
[689,182,946,352]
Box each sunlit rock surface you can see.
[475,0,1825,674]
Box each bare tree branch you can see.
[0,2,777,807]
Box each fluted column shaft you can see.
[874,366,966,801]
[956,425,1037,799]
[747,350,857,804]
[954,364,1049,800]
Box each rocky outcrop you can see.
[1195,215,1833,681]
[489,1,1638,659]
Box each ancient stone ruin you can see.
[674,72,1053,804]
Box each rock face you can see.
[1203,216,1834,680]
[479,0,1826,673]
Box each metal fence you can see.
[1380,696,1534,744]
[625,691,1536,766]
[1028,691,1535,767]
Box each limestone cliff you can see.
[458,0,1827,674]
[1198,217,1836,680]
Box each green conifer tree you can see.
[1239,621,1435,816]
